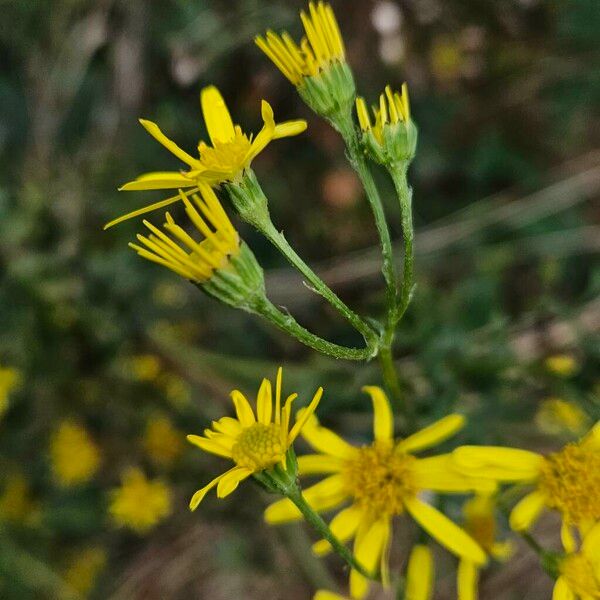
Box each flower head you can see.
[256,2,355,119]
[107,86,306,229]
[187,367,322,511]
[109,468,172,533]
[535,398,590,436]
[545,353,579,377]
[50,421,101,486]
[265,387,489,599]
[0,473,40,525]
[554,522,600,599]
[452,421,600,535]
[355,84,417,166]
[143,415,184,468]
[63,547,107,597]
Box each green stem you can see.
[253,296,374,361]
[260,220,379,356]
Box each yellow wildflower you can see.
[0,473,39,525]
[545,354,579,377]
[406,544,434,600]
[256,2,345,87]
[452,421,600,538]
[129,185,239,284]
[109,468,172,533]
[63,547,107,597]
[535,398,590,436]
[128,354,161,382]
[458,494,514,600]
[265,387,489,600]
[553,522,600,600]
[108,86,306,228]
[187,367,322,510]
[143,415,184,468]
[0,365,21,417]
[50,421,100,486]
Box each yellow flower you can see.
[143,415,184,468]
[406,544,434,600]
[187,367,322,511]
[265,387,489,600]
[128,354,161,382]
[535,398,590,436]
[108,86,306,229]
[0,473,39,525]
[457,494,514,600]
[553,522,600,600]
[109,468,172,533]
[452,421,600,537]
[545,354,579,377]
[129,185,239,283]
[50,421,101,486]
[356,84,411,146]
[256,2,345,87]
[0,365,21,417]
[63,547,107,597]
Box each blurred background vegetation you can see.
[0,0,599,598]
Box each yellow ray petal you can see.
[405,497,486,565]
[300,414,357,459]
[397,414,465,454]
[264,474,348,524]
[273,119,308,139]
[139,119,200,167]
[186,434,233,459]
[509,491,546,531]
[452,447,543,481]
[405,544,434,600]
[313,591,348,600]
[245,100,276,164]
[211,416,242,436]
[289,387,323,443]
[413,455,497,493]
[552,577,575,600]
[200,86,236,144]
[189,469,229,510]
[312,505,363,556]
[457,560,479,600]
[582,521,600,560]
[230,390,256,427]
[350,517,390,599]
[216,466,253,498]
[297,454,344,475]
[119,171,195,191]
[362,386,393,443]
[256,378,273,425]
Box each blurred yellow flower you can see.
[0,473,40,525]
[50,421,100,486]
[108,86,306,228]
[187,367,322,510]
[109,468,172,533]
[406,544,434,600]
[0,365,21,418]
[452,421,600,537]
[143,415,184,468]
[554,522,600,600]
[256,2,345,87]
[63,547,107,597]
[159,373,192,408]
[458,494,513,600]
[128,354,161,382]
[314,591,348,600]
[545,354,579,377]
[535,398,590,436]
[129,186,240,284]
[266,387,489,600]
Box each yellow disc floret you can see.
[231,423,285,471]
[538,441,600,525]
[342,443,416,518]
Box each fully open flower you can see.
[187,367,322,510]
[49,421,100,486]
[452,422,600,538]
[256,2,355,119]
[553,522,600,600]
[265,387,489,599]
[106,86,306,229]
[129,185,239,284]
